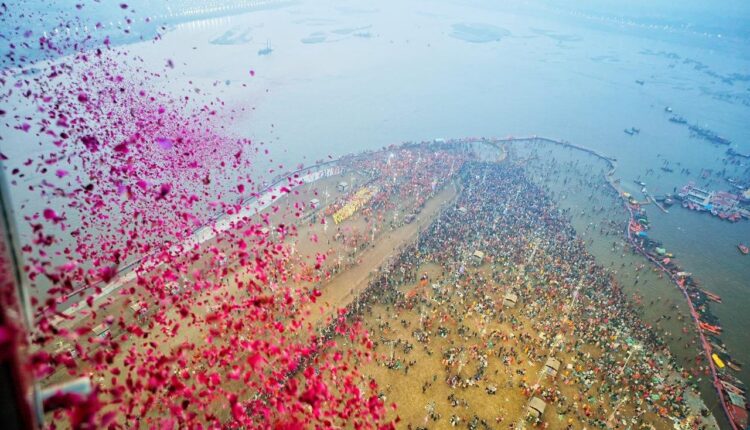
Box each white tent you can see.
[91,323,110,339]
[503,292,518,308]
[544,357,562,376]
[472,250,485,265]
[526,397,546,421]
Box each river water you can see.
[3,0,749,420]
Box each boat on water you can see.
[718,370,750,428]
[653,195,675,207]
[720,372,747,393]
[727,147,750,159]
[739,243,749,255]
[713,353,726,369]
[702,289,722,303]
[721,379,746,396]
[678,183,747,222]
[726,359,743,372]
[710,339,729,355]
[728,404,748,430]
[669,115,687,124]
[258,40,273,56]
[700,321,722,335]
[688,124,732,145]
[713,349,744,372]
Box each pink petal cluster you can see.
[0,2,394,429]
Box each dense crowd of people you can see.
[327,159,712,429]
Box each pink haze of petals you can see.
[0,2,394,429]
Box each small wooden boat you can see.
[728,404,748,430]
[716,352,744,372]
[721,380,746,396]
[700,322,722,335]
[710,341,729,355]
[708,334,724,346]
[719,373,747,392]
[702,289,722,303]
[726,360,742,372]
[712,353,725,369]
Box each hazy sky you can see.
[538,0,750,39]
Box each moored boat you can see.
[702,289,722,303]
[700,321,722,335]
[719,372,747,392]
[739,243,749,255]
[710,340,729,355]
[713,353,726,369]
[728,403,748,429]
[715,351,744,372]
[669,115,687,124]
[726,360,742,372]
[721,380,746,396]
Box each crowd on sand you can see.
[319,156,713,430]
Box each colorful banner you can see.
[332,187,376,224]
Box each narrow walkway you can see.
[307,182,458,329]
